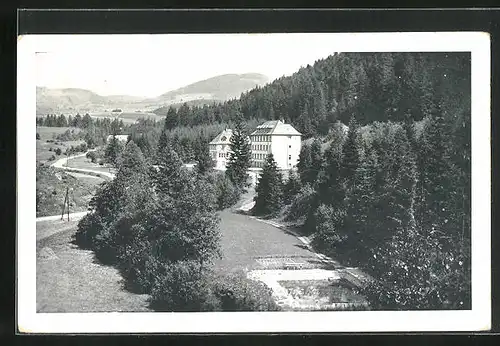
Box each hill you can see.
[37,73,270,117]
[153,73,269,103]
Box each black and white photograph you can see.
[17,31,491,333]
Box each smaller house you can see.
[106,134,130,144]
[209,129,233,170]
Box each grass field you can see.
[37,225,151,312]
[36,126,85,164]
[36,165,104,217]
[90,112,163,124]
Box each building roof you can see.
[250,120,302,136]
[209,129,233,145]
[106,134,129,142]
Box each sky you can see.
[34,34,340,98]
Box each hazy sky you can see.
[35,34,340,98]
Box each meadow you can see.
[36,126,85,164]
[90,111,162,124]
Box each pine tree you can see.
[415,102,450,232]
[283,170,302,205]
[225,119,251,190]
[104,135,124,167]
[341,116,361,194]
[297,143,312,185]
[253,153,283,216]
[309,139,324,186]
[195,138,214,175]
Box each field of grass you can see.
[37,225,151,312]
[214,209,320,274]
[36,165,104,217]
[90,111,163,124]
[36,126,85,164]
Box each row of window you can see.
[252,144,270,151]
[251,135,271,142]
[218,152,230,158]
[252,153,268,160]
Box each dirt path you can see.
[36,225,151,313]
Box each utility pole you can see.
[61,186,69,221]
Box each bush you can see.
[311,204,347,255]
[285,184,316,222]
[36,133,40,140]
[149,260,220,312]
[54,148,62,156]
[48,155,56,161]
[209,172,241,210]
[86,151,98,163]
[212,271,281,311]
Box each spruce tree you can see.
[195,138,214,175]
[283,170,302,205]
[253,153,283,216]
[309,139,324,186]
[297,143,312,185]
[104,135,124,167]
[225,119,251,190]
[341,116,361,195]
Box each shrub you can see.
[311,204,347,255]
[48,155,56,161]
[209,172,241,210]
[149,260,220,312]
[36,133,40,140]
[212,271,281,311]
[86,151,98,163]
[285,184,316,222]
[54,148,62,156]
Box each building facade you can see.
[209,120,302,171]
[250,120,302,170]
[106,134,130,144]
[209,129,233,170]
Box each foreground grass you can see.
[37,224,151,312]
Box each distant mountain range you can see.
[36,73,269,116]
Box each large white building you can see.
[249,120,302,170]
[209,120,302,172]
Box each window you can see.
[289,155,292,160]
[289,145,291,148]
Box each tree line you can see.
[153,53,470,138]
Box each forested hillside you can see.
[154,52,470,138]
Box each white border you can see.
[17,32,491,333]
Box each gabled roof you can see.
[209,129,233,145]
[250,120,302,136]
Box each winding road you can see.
[36,150,115,225]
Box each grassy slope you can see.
[37,225,151,312]
[36,165,103,217]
